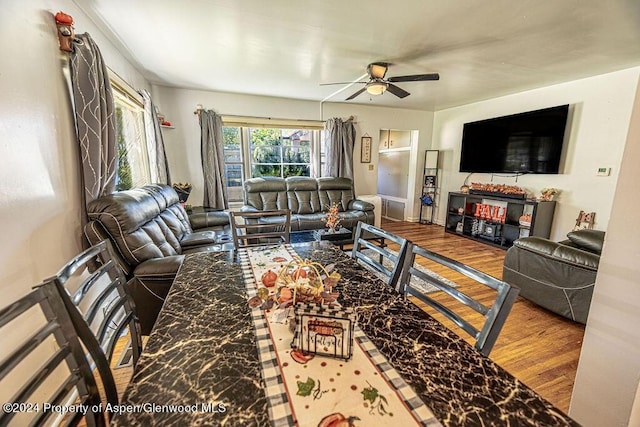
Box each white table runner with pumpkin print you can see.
[239,245,441,427]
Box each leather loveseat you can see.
[502,229,605,324]
[241,176,375,230]
[84,184,232,334]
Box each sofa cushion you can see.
[286,177,321,214]
[244,177,287,210]
[317,177,355,211]
[566,229,605,254]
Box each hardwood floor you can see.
[380,220,585,413]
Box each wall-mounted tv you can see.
[459,104,569,174]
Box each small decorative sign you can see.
[424,175,436,187]
[291,303,355,361]
[360,136,372,163]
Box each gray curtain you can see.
[69,33,116,223]
[323,118,355,178]
[199,109,228,209]
[140,89,171,184]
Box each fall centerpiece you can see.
[248,255,341,310]
[322,203,341,234]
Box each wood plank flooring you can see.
[380,220,585,413]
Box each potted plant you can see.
[172,182,192,204]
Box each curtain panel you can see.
[140,89,171,185]
[200,109,228,209]
[69,33,116,226]
[323,118,355,179]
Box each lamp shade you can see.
[366,81,388,95]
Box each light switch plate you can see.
[368,164,374,171]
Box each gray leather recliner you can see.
[84,184,232,334]
[502,229,604,324]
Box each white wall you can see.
[151,86,433,219]
[570,75,640,427]
[432,67,640,241]
[0,0,148,391]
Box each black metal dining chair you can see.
[230,209,292,249]
[42,240,143,408]
[399,244,519,356]
[0,282,107,426]
[351,222,411,292]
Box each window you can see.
[222,127,244,202]
[111,76,152,191]
[221,122,323,202]
[249,128,311,178]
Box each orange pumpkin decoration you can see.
[291,267,307,280]
[261,269,277,287]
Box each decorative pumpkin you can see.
[261,269,277,287]
[291,267,307,280]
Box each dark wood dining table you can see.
[111,241,579,427]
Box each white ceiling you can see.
[76,0,640,111]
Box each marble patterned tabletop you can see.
[111,242,580,427]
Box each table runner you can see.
[239,245,442,427]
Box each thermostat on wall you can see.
[596,167,611,176]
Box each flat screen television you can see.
[459,104,569,174]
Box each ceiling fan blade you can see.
[320,81,367,86]
[345,87,367,100]
[388,73,440,83]
[386,83,410,98]
[368,62,388,79]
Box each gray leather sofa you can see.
[502,229,604,324]
[84,184,232,334]
[242,176,375,230]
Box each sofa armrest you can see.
[180,231,217,249]
[240,205,260,213]
[349,199,374,211]
[513,237,600,270]
[189,211,230,230]
[134,255,184,281]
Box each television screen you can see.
[459,105,569,174]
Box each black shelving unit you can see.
[445,191,556,249]
[419,150,439,224]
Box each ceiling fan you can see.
[322,62,439,100]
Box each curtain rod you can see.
[193,105,355,123]
[193,110,327,123]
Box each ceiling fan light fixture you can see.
[366,81,388,96]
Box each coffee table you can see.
[290,227,386,252]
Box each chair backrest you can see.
[42,240,143,407]
[0,283,106,426]
[351,222,411,292]
[230,209,292,249]
[400,244,519,356]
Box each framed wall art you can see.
[360,136,372,163]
